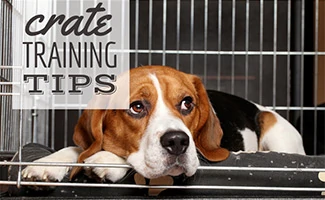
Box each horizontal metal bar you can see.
[127,50,325,56]
[2,102,324,111]
[1,161,325,172]
[0,161,132,169]
[267,106,325,111]
[53,104,88,108]
[54,48,325,56]
[0,66,23,69]
[29,105,325,111]
[0,82,20,85]
[0,180,324,192]
[0,93,20,95]
[199,165,325,172]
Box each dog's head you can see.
[73,66,229,179]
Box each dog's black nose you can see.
[160,131,189,156]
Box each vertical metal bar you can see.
[51,0,57,149]
[120,0,127,75]
[176,0,180,70]
[51,110,55,148]
[162,0,167,66]
[148,0,152,65]
[6,0,12,148]
[79,0,84,118]
[11,1,15,149]
[3,0,8,150]
[300,0,305,135]
[135,0,139,66]
[231,0,236,94]
[121,0,125,69]
[203,0,208,86]
[313,0,319,154]
[9,0,12,66]
[190,0,194,74]
[2,2,6,64]
[0,74,3,150]
[217,0,222,90]
[32,109,37,143]
[245,0,249,99]
[0,1,2,63]
[272,0,277,109]
[1,0,5,149]
[64,0,70,147]
[259,0,264,104]
[17,84,23,188]
[1,1,4,150]
[0,2,2,64]
[44,105,49,146]
[286,0,292,120]
[31,0,39,143]
[292,1,302,124]
[17,0,26,188]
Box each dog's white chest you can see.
[240,128,258,152]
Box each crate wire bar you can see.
[1,162,325,192]
[1,181,325,193]
[0,0,325,196]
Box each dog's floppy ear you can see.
[70,109,106,179]
[191,75,229,162]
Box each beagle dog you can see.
[22,66,305,183]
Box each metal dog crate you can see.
[1,0,325,197]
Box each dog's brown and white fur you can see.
[22,66,305,183]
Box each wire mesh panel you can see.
[0,0,325,197]
[0,0,50,153]
[130,0,325,155]
[0,0,323,155]
[133,1,294,106]
[0,0,15,152]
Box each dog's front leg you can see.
[83,151,129,183]
[22,147,82,182]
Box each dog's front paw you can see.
[84,151,128,183]
[20,147,81,186]
[22,158,70,182]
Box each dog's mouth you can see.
[164,164,185,176]
[132,155,192,179]
[127,143,200,180]
[162,155,192,177]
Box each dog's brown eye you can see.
[181,99,192,110]
[130,101,144,114]
[128,100,150,118]
[180,96,194,115]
